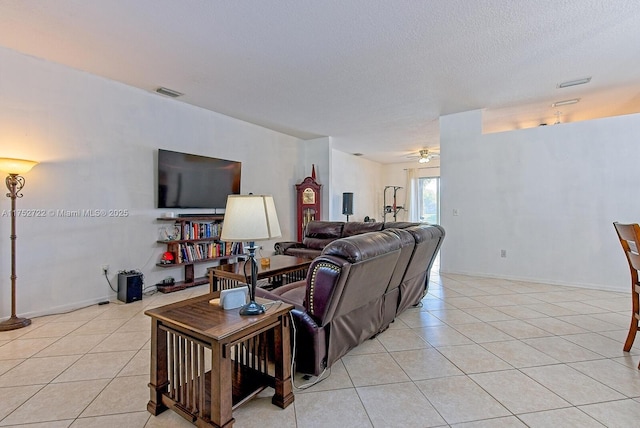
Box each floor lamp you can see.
[220,194,281,316]
[0,157,38,331]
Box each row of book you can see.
[182,221,222,240]
[177,241,245,263]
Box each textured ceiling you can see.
[0,0,639,163]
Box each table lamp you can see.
[0,157,38,331]
[220,194,281,315]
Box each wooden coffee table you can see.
[145,293,294,428]
[209,254,311,292]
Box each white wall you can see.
[330,150,382,221]
[0,46,303,319]
[298,137,331,221]
[440,109,640,291]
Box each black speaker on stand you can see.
[342,192,354,221]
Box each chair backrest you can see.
[315,231,401,324]
[613,222,640,284]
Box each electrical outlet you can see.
[101,264,109,275]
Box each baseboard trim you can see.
[0,295,113,322]
[438,269,625,293]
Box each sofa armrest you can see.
[290,309,327,376]
[274,241,304,255]
[305,255,349,325]
[256,280,307,311]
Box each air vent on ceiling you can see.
[155,87,183,98]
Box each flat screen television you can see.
[157,149,241,209]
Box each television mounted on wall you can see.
[157,149,241,209]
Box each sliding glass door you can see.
[417,177,440,224]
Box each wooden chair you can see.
[613,222,640,369]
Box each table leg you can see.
[147,319,169,415]
[210,341,234,427]
[272,314,295,408]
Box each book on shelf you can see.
[174,240,244,264]
[179,221,221,240]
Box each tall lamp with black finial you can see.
[0,157,38,331]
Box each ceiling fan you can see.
[407,148,440,163]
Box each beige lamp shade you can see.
[0,158,38,174]
[220,195,282,242]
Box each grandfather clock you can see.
[296,166,322,241]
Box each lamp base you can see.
[0,315,31,331]
[239,300,265,316]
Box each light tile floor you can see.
[1,270,640,427]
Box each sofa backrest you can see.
[342,221,384,237]
[382,221,421,229]
[382,228,416,292]
[302,221,344,250]
[378,228,416,331]
[279,221,394,257]
[395,224,446,312]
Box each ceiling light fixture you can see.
[552,98,580,107]
[418,149,430,163]
[155,87,183,98]
[557,77,591,88]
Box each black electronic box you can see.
[118,271,143,303]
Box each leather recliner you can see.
[258,224,445,375]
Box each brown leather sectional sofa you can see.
[274,220,418,259]
[259,221,445,375]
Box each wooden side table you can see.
[145,293,294,428]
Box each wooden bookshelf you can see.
[156,216,243,293]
